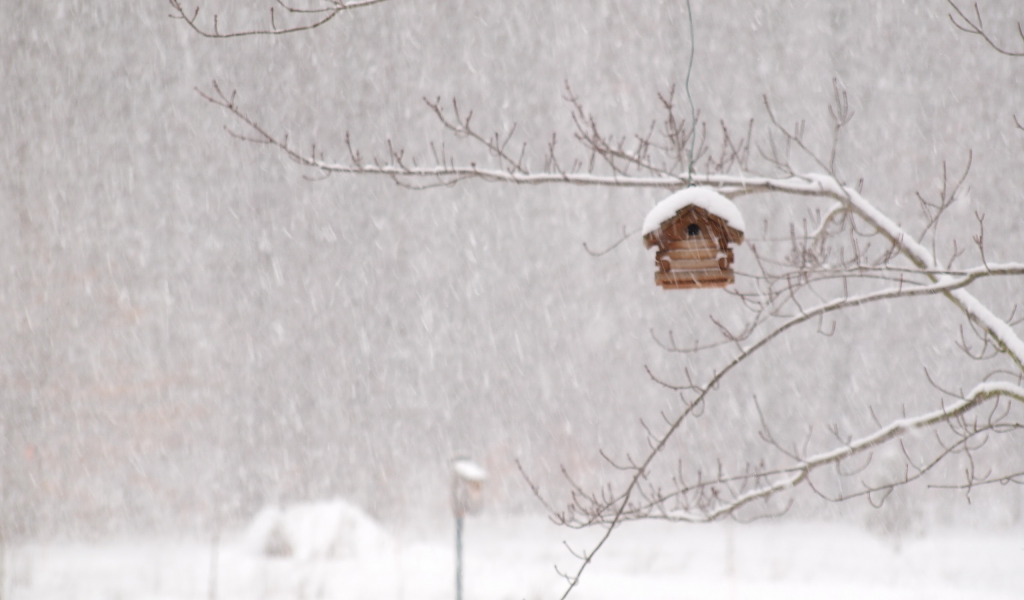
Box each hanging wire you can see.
[684,0,697,183]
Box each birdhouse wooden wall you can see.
[645,206,742,290]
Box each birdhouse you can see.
[642,187,745,290]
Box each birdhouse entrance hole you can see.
[641,188,746,290]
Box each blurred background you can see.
[2,1,1023,540]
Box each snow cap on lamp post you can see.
[451,457,487,516]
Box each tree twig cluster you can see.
[948,0,1024,57]
[195,78,759,190]
[169,0,390,38]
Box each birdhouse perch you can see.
[642,187,746,290]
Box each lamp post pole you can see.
[451,457,487,600]
[455,509,464,600]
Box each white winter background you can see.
[2,1,1023,598]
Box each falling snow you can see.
[2,1,1023,597]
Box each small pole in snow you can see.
[451,457,487,600]
[455,512,464,600]
[208,528,219,600]
[0,524,6,600]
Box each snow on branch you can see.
[806,175,1024,370]
[666,382,1024,523]
[196,81,761,189]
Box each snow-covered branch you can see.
[809,176,1024,370]
[666,382,1024,523]
[197,82,763,189]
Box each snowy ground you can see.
[7,514,1023,600]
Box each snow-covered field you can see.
[7,509,1023,600]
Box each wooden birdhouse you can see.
[642,187,745,290]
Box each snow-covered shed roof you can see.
[642,187,746,237]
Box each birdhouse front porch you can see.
[654,239,736,289]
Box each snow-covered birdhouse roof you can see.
[642,187,745,249]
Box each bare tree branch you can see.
[169,0,390,39]
[665,382,1024,522]
[948,1,1024,57]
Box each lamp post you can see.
[451,457,487,600]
